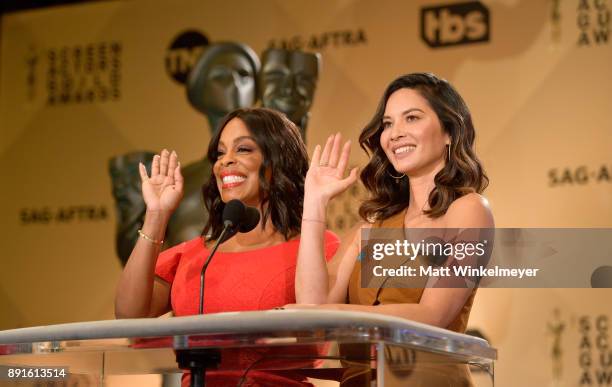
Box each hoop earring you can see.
[447,143,451,161]
[387,170,405,182]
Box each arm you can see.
[295,134,358,304]
[114,150,183,319]
[291,300,470,327]
[294,193,495,329]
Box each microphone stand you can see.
[199,224,232,314]
[178,224,233,387]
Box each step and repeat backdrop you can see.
[1,1,610,386]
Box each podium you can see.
[0,310,496,386]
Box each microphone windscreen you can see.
[239,207,260,233]
[222,199,245,228]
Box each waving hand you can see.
[306,133,358,203]
[138,149,184,214]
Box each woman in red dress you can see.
[115,107,338,386]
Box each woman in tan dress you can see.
[291,72,494,386]
[293,72,493,332]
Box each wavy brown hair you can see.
[202,108,308,241]
[359,73,488,222]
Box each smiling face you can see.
[379,88,450,178]
[213,118,264,207]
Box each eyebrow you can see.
[218,135,257,147]
[383,108,425,120]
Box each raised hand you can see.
[305,133,358,204]
[138,149,184,214]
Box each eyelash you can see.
[216,146,253,158]
[382,115,418,129]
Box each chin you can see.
[391,162,417,175]
[221,195,259,208]
[404,161,447,178]
[221,195,241,204]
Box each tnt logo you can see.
[165,30,209,84]
[421,1,490,48]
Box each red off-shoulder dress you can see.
[154,231,340,386]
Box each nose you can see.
[218,151,236,167]
[388,121,406,142]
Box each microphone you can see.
[217,202,259,242]
[239,206,260,233]
[199,200,260,314]
[218,199,246,243]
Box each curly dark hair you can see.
[359,72,489,222]
[202,108,308,241]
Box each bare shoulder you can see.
[445,193,494,228]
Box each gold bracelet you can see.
[138,229,164,245]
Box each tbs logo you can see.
[421,1,490,48]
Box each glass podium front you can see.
[0,310,496,386]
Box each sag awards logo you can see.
[548,164,611,187]
[20,205,108,225]
[267,29,368,51]
[578,315,611,385]
[26,42,122,106]
[577,0,610,46]
[548,309,566,383]
[548,311,612,386]
[420,1,490,48]
[165,30,210,84]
